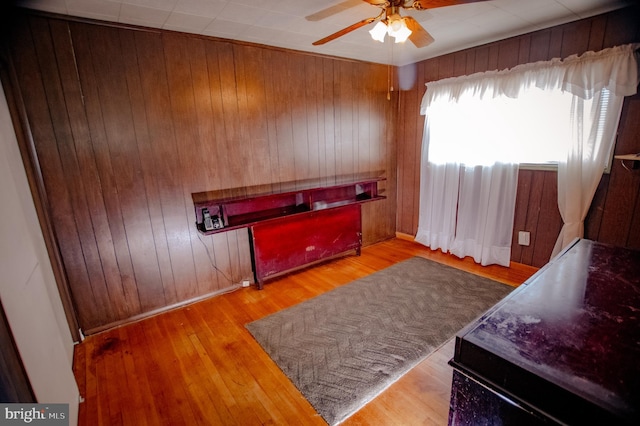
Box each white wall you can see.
[0,84,79,423]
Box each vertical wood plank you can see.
[531,171,562,267]
[120,28,179,311]
[465,50,476,76]
[202,40,232,190]
[304,55,322,181]
[186,36,230,293]
[529,30,551,62]
[163,33,213,300]
[520,171,545,266]
[52,20,138,321]
[133,30,193,305]
[338,60,355,180]
[92,25,165,312]
[275,50,297,184]
[548,26,564,58]
[397,67,418,234]
[597,95,640,246]
[290,53,311,182]
[561,20,591,57]
[452,51,467,77]
[584,174,609,241]
[35,19,125,323]
[259,49,282,189]
[437,54,454,79]
[356,61,370,176]
[73,23,162,319]
[587,14,606,51]
[497,38,520,70]
[627,184,640,249]
[517,35,531,64]
[603,7,640,47]
[511,170,532,262]
[15,18,113,329]
[473,46,489,73]
[413,64,426,234]
[486,44,500,70]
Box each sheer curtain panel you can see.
[552,46,639,256]
[415,87,521,267]
[450,163,519,266]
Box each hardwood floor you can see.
[73,238,538,425]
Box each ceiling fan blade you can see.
[312,17,377,45]
[305,0,362,22]
[362,0,389,5]
[404,16,434,48]
[412,0,491,10]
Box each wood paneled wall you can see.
[396,6,640,267]
[2,12,397,333]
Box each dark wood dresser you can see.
[449,239,640,425]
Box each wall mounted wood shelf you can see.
[192,175,386,288]
[615,153,640,171]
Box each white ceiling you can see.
[17,0,633,66]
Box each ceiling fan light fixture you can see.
[391,18,412,43]
[369,16,412,44]
[387,14,403,33]
[369,21,387,42]
[312,0,473,48]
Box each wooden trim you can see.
[395,231,415,241]
[84,284,244,336]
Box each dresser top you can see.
[453,239,640,424]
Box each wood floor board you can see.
[118,327,157,426]
[73,238,537,425]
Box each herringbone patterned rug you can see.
[246,257,512,425]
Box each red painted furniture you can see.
[192,176,386,288]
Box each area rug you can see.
[245,257,512,425]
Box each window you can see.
[426,85,612,170]
[418,43,638,262]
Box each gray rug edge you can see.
[245,256,511,425]
[332,329,456,425]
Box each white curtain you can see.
[415,95,520,266]
[415,161,460,255]
[416,43,639,265]
[552,46,639,256]
[450,163,519,266]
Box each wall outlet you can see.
[518,231,530,246]
[242,280,250,288]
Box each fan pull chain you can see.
[387,64,391,100]
[387,42,394,100]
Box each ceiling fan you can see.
[309,0,490,48]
